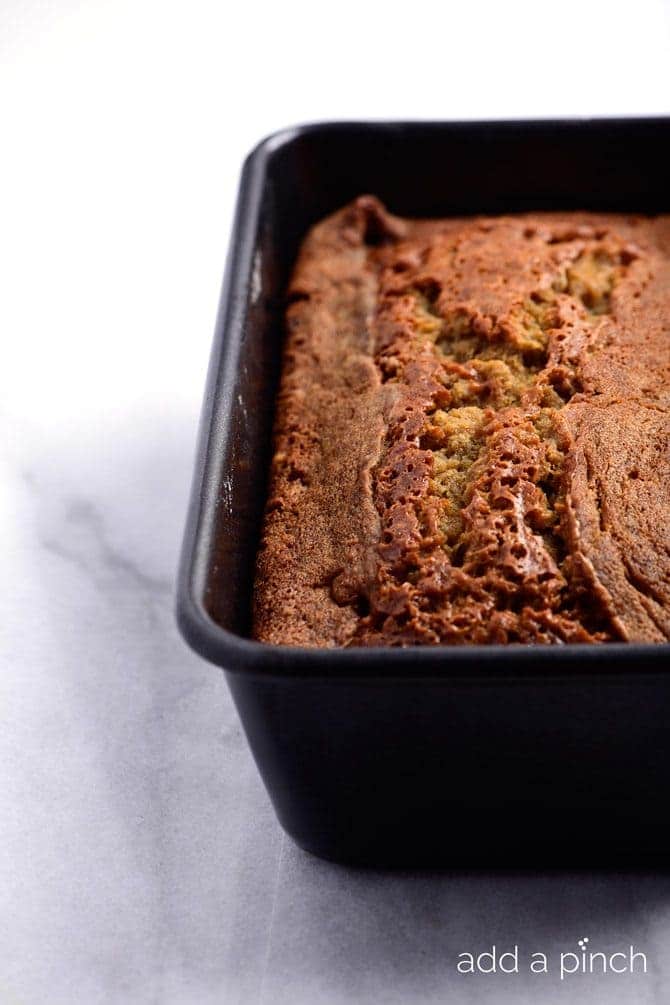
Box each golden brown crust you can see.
[253,198,670,647]
[252,199,397,646]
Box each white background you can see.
[2,2,670,1003]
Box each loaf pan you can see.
[177,119,670,865]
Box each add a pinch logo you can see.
[456,938,648,980]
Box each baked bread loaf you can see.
[253,197,670,646]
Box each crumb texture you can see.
[253,198,670,646]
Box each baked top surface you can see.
[253,198,670,647]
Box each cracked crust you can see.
[253,197,670,647]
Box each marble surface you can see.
[3,1,670,1002]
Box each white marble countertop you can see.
[2,2,670,1002]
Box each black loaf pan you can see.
[177,120,670,866]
